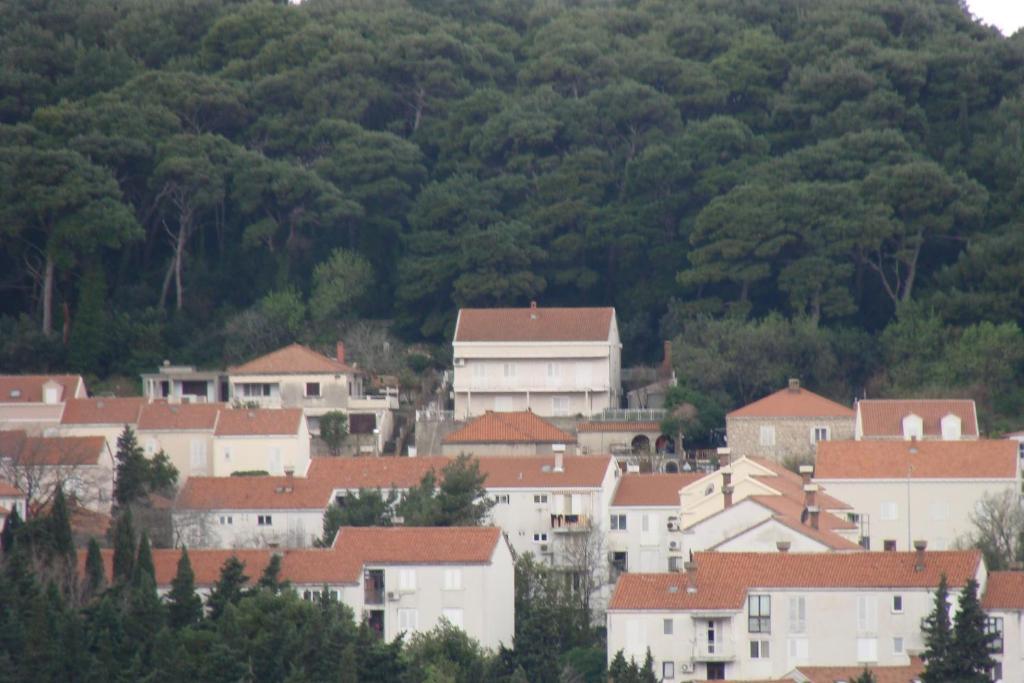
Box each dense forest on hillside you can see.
[1,0,1023,428]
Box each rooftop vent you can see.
[9,389,21,399]
[788,378,800,393]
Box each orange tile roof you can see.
[61,397,145,425]
[307,456,451,489]
[741,496,862,550]
[214,408,303,436]
[610,550,982,611]
[0,478,23,497]
[0,430,27,457]
[17,436,107,466]
[476,455,614,488]
[793,659,924,683]
[982,571,1024,610]
[228,343,353,375]
[332,526,501,564]
[612,473,703,506]
[577,421,662,433]
[728,385,853,418]
[443,411,576,444]
[137,402,223,431]
[454,305,614,342]
[746,457,852,510]
[0,374,83,403]
[857,399,978,438]
[176,475,333,511]
[815,440,1017,479]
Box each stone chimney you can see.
[684,561,697,593]
[799,464,814,486]
[803,483,818,509]
[553,444,565,473]
[788,378,800,393]
[336,341,346,364]
[807,506,820,530]
[914,540,927,572]
[723,484,734,509]
[776,540,791,553]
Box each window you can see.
[305,382,321,397]
[240,383,272,397]
[399,569,416,591]
[789,596,806,633]
[494,494,510,504]
[442,608,464,628]
[444,569,462,591]
[856,637,878,662]
[662,662,675,680]
[219,515,233,525]
[748,595,771,633]
[857,595,877,632]
[788,637,809,661]
[750,640,770,658]
[668,556,683,572]
[892,595,903,613]
[190,439,207,469]
[534,494,548,504]
[759,425,776,446]
[811,426,830,443]
[986,617,1004,653]
[472,363,486,381]
[610,552,627,574]
[884,540,897,552]
[503,363,516,378]
[258,515,273,526]
[546,362,560,378]
[641,514,650,533]
[663,618,674,635]
[611,514,627,531]
[706,663,725,680]
[552,396,570,416]
[880,502,898,521]
[893,636,904,654]
[990,662,1003,682]
[398,608,418,632]
[533,533,548,543]
[145,439,156,456]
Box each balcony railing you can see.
[550,513,590,533]
[692,635,736,661]
[364,588,384,605]
[588,408,667,422]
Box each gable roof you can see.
[981,571,1024,610]
[176,475,332,511]
[728,385,853,418]
[815,440,1017,480]
[612,473,703,507]
[228,343,354,375]
[476,455,614,488]
[727,496,862,551]
[214,408,303,436]
[746,457,852,511]
[61,397,145,425]
[443,411,576,444]
[307,456,451,490]
[137,402,223,431]
[332,526,501,565]
[454,306,614,343]
[0,375,83,403]
[577,421,661,433]
[857,399,979,438]
[16,436,108,466]
[790,659,924,683]
[608,550,982,611]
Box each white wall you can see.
[173,508,324,548]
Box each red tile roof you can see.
[577,421,661,433]
[0,478,23,497]
[728,385,853,418]
[815,440,1017,479]
[608,550,982,611]
[747,457,852,510]
[228,343,353,375]
[982,572,1024,610]
[16,436,108,466]
[857,399,979,438]
[443,411,576,444]
[137,402,223,431]
[307,456,451,490]
[476,455,614,488]
[176,476,332,511]
[612,473,702,506]
[332,526,501,564]
[214,408,303,436]
[741,496,862,550]
[61,397,145,425]
[792,659,924,683]
[0,375,83,403]
[454,306,614,342]
[0,430,27,458]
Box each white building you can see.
[452,303,622,419]
[0,430,114,513]
[211,408,310,477]
[982,571,1024,683]
[855,399,979,440]
[141,364,226,403]
[56,396,146,456]
[815,439,1019,551]
[607,548,986,681]
[0,374,87,433]
[137,402,222,482]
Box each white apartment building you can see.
[982,572,1024,683]
[141,364,226,403]
[855,399,979,440]
[0,430,114,513]
[452,303,622,419]
[607,548,986,681]
[815,439,1019,551]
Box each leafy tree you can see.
[114,426,178,507]
[68,264,111,373]
[317,488,396,547]
[921,575,955,683]
[166,547,202,629]
[949,578,997,681]
[396,469,441,527]
[310,249,373,322]
[319,411,349,457]
[433,454,495,527]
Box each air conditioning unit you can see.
[540,544,550,553]
[680,662,695,673]
[387,591,399,602]
[667,520,680,532]
[454,358,466,367]
[669,540,680,551]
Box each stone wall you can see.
[726,415,855,462]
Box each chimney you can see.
[803,483,818,509]
[285,466,294,479]
[807,506,820,530]
[722,484,734,509]
[553,444,565,473]
[662,341,672,372]
[776,540,791,553]
[336,341,346,364]
[799,464,814,486]
[914,540,927,571]
[684,561,697,593]
[788,378,800,393]
[529,301,538,320]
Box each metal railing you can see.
[588,408,667,422]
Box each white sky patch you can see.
[965,0,1024,35]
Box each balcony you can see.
[692,634,736,662]
[349,391,399,411]
[550,513,590,533]
[588,408,667,422]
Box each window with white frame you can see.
[472,363,486,382]
[219,515,233,525]
[788,637,809,661]
[534,494,548,504]
[811,426,830,443]
[190,439,207,469]
[893,636,904,654]
[145,438,156,456]
[503,363,516,378]
[442,608,464,628]
[663,618,673,635]
[239,383,272,397]
[533,533,548,543]
[494,494,510,504]
[986,617,1004,653]
[788,595,806,633]
[750,640,770,658]
[892,595,903,613]
[398,608,418,632]
[857,595,877,632]
[399,569,416,591]
[662,662,675,680]
[552,396,570,416]
[611,514,627,531]
[748,595,771,633]
[759,425,776,446]
[880,501,898,521]
[444,569,462,591]
[547,362,560,379]
[856,637,878,662]
[258,515,272,526]
[929,502,949,521]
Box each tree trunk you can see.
[42,254,54,335]
[174,227,185,311]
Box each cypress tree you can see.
[114,426,148,507]
[852,668,877,683]
[1,507,22,554]
[132,533,155,589]
[112,508,136,584]
[83,538,106,600]
[167,547,202,629]
[257,554,285,593]
[921,574,955,683]
[950,578,997,681]
[206,556,249,620]
[48,487,75,558]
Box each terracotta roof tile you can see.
[577,421,661,433]
[176,476,333,511]
[17,436,107,466]
[0,375,83,403]
[746,457,852,510]
[982,571,1024,610]
[307,456,451,489]
[0,478,23,497]
[857,399,978,438]
[728,385,853,418]
[214,408,303,436]
[332,526,501,564]
[61,397,145,425]
[137,402,224,431]
[228,343,353,375]
[815,440,1017,479]
[612,473,703,506]
[476,455,614,488]
[608,550,982,611]
[742,496,862,550]
[0,430,27,457]
[454,306,614,342]
[793,659,924,683]
[444,411,576,444]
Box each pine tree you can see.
[608,650,630,682]
[921,574,955,682]
[257,554,285,593]
[1,507,22,554]
[950,578,997,681]
[206,556,249,620]
[112,508,136,584]
[639,648,658,683]
[48,487,75,559]
[83,538,106,600]
[132,533,155,589]
[114,426,148,507]
[852,668,877,683]
[167,547,203,629]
